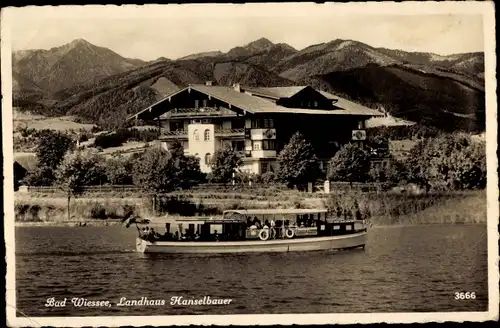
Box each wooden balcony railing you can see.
[160,130,188,139]
[214,128,245,137]
[160,107,237,118]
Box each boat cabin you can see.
[139,208,367,242]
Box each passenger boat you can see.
[135,208,368,254]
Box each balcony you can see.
[160,107,237,118]
[159,130,188,140]
[214,128,245,138]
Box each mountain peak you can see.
[246,37,275,49]
[69,38,92,47]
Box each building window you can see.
[262,140,276,150]
[169,121,183,131]
[263,118,274,128]
[253,141,261,151]
[204,129,211,141]
[194,153,199,158]
[205,153,211,165]
[252,118,274,129]
[261,162,269,174]
[193,129,199,141]
[195,100,199,109]
[232,140,245,151]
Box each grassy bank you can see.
[370,191,486,225]
[14,190,486,226]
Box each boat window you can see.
[333,225,340,230]
[346,225,352,231]
[210,224,223,234]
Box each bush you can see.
[369,157,409,186]
[78,134,89,142]
[261,171,275,184]
[94,134,125,149]
[90,204,107,219]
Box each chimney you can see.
[233,83,241,92]
[205,81,213,86]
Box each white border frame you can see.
[3,2,498,326]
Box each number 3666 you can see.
[455,292,476,300]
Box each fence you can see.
[18,181,387,195]
[20,185,141,194]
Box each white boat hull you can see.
[136,231,367,254]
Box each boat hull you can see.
[136,231,367,254]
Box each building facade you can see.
[129,83,383,174]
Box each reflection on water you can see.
[15,225,488,316]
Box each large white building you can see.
[129,83,383,174]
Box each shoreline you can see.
[14,220,485,228]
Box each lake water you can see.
[14,225,488,316]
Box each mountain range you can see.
[12,37,485,131]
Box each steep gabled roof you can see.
[191,84,289,114]
[246,86,309,99]
[319,90,384,116]
[128,84,383,121]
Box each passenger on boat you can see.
[356,208,362,220]
[174,231,179,240]
[270,219,276,239]
[214,230,220,242]
[151,228,159,240]
[336,206,343,218]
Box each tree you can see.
[405,133,486,190]
[105,156,133,185]
[275,132,321,188]
[167,140,204,188]
[368,156,409,186]
[132,147,196,212]
[55,151,106,220]
[446,139,486,189]
[209,145,243,183]
[133,148,179,192]
[327,143,371,183]
[22,165,56,186]
[36,130,75,169]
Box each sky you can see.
[5,3,486,61]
